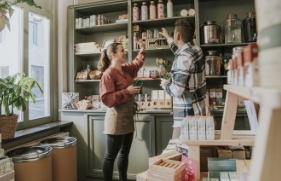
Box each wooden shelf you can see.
[180,137,255,146]
[75,22,127,33]
[206,75,227,78]
[133,48,171,53]
[132,16,195,27]
[134,78,161,80]
[75,80,100,83]
[200,42,254,48]
[75,52,101,57]
[132,0,194,5]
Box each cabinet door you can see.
[155,115,173,155]
[87,114,155,180]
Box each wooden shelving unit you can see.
[132,16,195,27]
[180,84,281,181]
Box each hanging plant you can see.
[0,0,41,31]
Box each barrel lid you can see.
[6,146,52,162]
[40,137,77,149]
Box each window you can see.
[0,4,55,129]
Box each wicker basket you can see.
[0,114,18,140]
[89,70,102,80]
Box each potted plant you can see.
[0,0,41,31]
[0,73,43,140]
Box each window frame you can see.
[14,4,57,130]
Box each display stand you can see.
[180,84,281,181]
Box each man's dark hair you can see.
[175,18,195,43]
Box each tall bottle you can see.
[150,1,156,20]
[167,0,173,18]
[157,0,165,19]
[243,11,257,42]
[141,2,148,20]
[132,3,139,21]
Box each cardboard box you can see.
[189,116,198,140]
[151,90,159,108]
[208,158,237,171]
[236,160,247,179]
[198,116,206,140]
[209,89,216,106]
[206,116,215,140]
[137,171,148,181]
[232,149,245,159]
[217,147,232,159]
[0,170,15,181]
[158,90,165,108]
[149,159,185,175]
[220,172,230,181]
[147,170,184,181]
[180,117,189,140]
[228,172,239,181]
[164,92,172,108]
[215,88,223,105]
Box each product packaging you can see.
[151,90,159,108]
[206,116,215,140]
[180,117,190,140]
[164,92,172,108]
[209,89,216,106]
[215,88,223,105]
[220,172,230,181]
[197,116,206,140]
[189,116,198,140]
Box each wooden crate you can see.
[149,159,185,175]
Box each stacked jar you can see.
[141,2,148,20]
[157,0,165,19]
[132,3,139,21]
[150,1,156,20]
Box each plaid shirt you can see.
[163,38,206,127]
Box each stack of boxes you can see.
[209,88,223,107]
[137,151,184,181]
[0,134,15,181]
[135,90,172,109]
[180,116,215,141]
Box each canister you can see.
[6,146,52,181]
[40,137,77,181]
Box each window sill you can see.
[2,121,73,145]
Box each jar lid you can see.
[150,1,154,4]
[142,2,147,5]
[40,137,77,149]
[158,0,163,2]
[168,0,172,2]
[207,50,218,55]
[205,21,216,25]
[134,3,138,6]
[227,13,237,19]
[246,11,256,18]
[6,146,52,163]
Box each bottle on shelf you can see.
[223,14,243,44]
[167,0,173,18]
[133,3,139,21]
[243,11,257,42]
[157,0,165,19]
[141,2,148,21]
[150,1,156,20]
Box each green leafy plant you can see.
[0,0,41,31]
[0,73,43,116]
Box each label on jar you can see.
[158,3,165,19]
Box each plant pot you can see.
[0,10,5,32]
[0,114,18,140]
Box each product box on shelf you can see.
[217,147,232,159]
[74,42,101,54]
[243,43,259,87]
[145,94,152,109]
[220,172,230,181]
[208,158,237,171]
[209,89,216,106]
[198,116,206,140]
[232,149,246,159]
[136,171,148,181]
[137,68,144,78]
[150,70,159,79]
[158,90,165,108]
[206,116,215,140]
[164,92,172,108]
[237,51,244,86]
[151,90,159,108]
[189,116,198,140]
[228,172,239,181]
[143,70,151,78]
[148,151,182,165]
[180,117,189,140]
[215,88,223,105]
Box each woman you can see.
[98,38,145,181]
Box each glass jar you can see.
[223,14,243,44]
[159,64,167,77]
[205,50,223,76]
[150,1,156,20]
[243,11,257,42]
[157,0,165,19]
[141,2,148,21]
[133,3,139,21]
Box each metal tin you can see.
[200,21,222,44]
[205,50,223,76]
[6,146,52,163]
[40,137,77,149]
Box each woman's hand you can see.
[134,37,145,52]
[159,27,170,39]
[126,85,141,94]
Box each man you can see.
[159,18,206,138]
